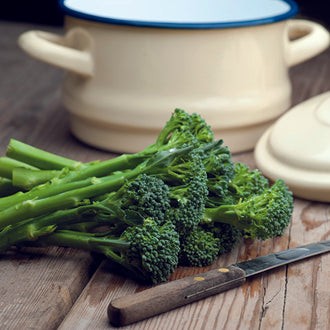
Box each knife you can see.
[108,240,330,326]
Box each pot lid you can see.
[59,0,299,29]
[255,91,330,202]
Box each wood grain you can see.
[0,246,100,329]
[0,20,329,330]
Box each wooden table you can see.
[0,20,329,330]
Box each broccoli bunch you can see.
[0,109,294,284]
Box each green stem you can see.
[0,146,192,229]
[36,230,144,281]
[0,145,186,210]
[0,157,38,179]
[12,168,62,190]
[0,176,106,211]
[0,157,149,212]
[0,221,56,252]
[0,204,112,252]
[6,139,85,171]
[0,177,20,197]
[203,206,239,226]
[0,167,140,229]
[36,229,130,258]
[61,221,100,232]
[58,142,193,185]
[57,153,147,184]
[5,137,179,187]
[5,143,149,189]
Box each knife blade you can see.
[108,240,330,326]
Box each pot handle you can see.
[286,19,330,67]
[18,29,94,77]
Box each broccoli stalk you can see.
[56,109,213,185]
[202,179,294,240]
[0,177,20,197]
[0,172,125,213]
[0,205,97,252]
[0,156,39,179]
[0,158,40,194]
[12,168,64,190]
[6,139,85,171]
[34,219,180,284]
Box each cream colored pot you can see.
[18,0,330,153]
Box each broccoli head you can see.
[228,163,269,203]
[95,174,170,226]
[202,179,294,240]
[188,111,214,144]
[179,226,220,267]
[200,140,235,204]
[202,222,243,255]
[119,219,180,283]
[153,108,214,150]
[162,148,208,236]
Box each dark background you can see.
[0,1,329,28]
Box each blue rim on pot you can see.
[58,0,299,29]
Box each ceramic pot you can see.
[18,0,330,153]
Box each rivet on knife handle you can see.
[108,265,246,327]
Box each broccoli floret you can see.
[228,163,269,202]
[179,226,220,267]
[200,140,235,204]
[160,147,209,236]
[119,219,180,283]
[120,174,171,224]
[167,175,207,236]
[202,222,243,255]
[96,174,171,226]
[188,112,214,144]
[153,108,214,150]
[39,219,180,284]
[202,179,294,240]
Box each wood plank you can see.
[57,237,291,329]
[283,200,330,330]
[0,247,99,329]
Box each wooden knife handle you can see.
[108,265,246,326]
